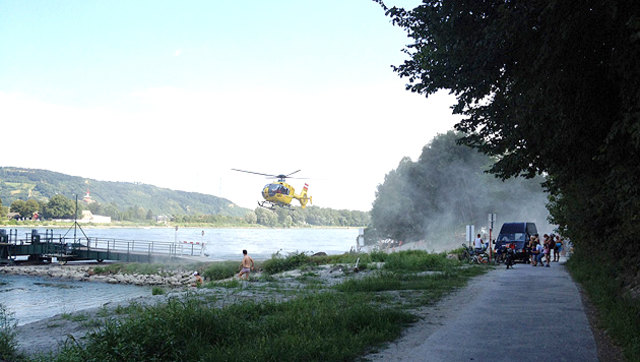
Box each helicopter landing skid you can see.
[257,201,290,211]
[258,201,276,210]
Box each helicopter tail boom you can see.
[296,183,312,208]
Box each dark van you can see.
[495,222,538,262]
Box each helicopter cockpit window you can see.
[266,184,289,197]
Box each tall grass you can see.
[52,293,415,361]
[202,261,240,280]
[261,251,312,274]
[567,249,640,360]
[92,263,168,275]
[337,266,484,294]
[0,303,22,361]
[92,262,209,276]
[381,250,458,271]
[261,250,390,275]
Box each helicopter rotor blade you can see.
[286,170,301,177]
[231,169,278,178]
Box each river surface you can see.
[0,274,152,326]
[0,227,359,325]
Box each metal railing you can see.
[81,237,205,257]
[2,229,206,262]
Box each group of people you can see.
[528,234,563,267]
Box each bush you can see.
[262,251,311,274]
[202,261,239,281]
[382,250,457,272]
[0,303,21,361]
[567,248,640,360]
[151,287,165,295]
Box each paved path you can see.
[367,258,598,361]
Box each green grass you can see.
[381,250,459,272]
[261,251,312,274]
[567,249,640,361]
[337,267,484,293]
[24,250,488,361]
[51,293,416,361]
[92,262,209,276]
[0,303,23,361]
[60,313,89,323]
[202,261,240,280]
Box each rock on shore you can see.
[0,264,196,287]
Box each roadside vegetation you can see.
[567,249,640,360]
[1,250,488,361]
[0,303,23,362]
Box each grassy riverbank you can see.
[1,250,487,361]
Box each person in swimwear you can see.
[238,249,254,280]
[192,271,203,287]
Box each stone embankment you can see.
[0,264,196,286]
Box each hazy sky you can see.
[0,0,459,211]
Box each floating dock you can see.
[0,229,208,264]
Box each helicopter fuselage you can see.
[262,182,295,206]
[260,181,311,210]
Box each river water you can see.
[0,227,359,325]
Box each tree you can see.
[0,197,6,218]
[10,200,26,218]
[255,208,277,226]
[244,211,258,224]
[379,1,640,275]
[43,195,76,219]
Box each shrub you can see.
[262,251,311,274]
[383,250,457,272]
[0,303,21,361]
[202,261,239,281]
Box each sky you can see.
[0,0,460,212]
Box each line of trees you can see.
[245,206,370,227]
[6,195,76,220]
[1,195,370,227]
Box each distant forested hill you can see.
[0,167,248,217]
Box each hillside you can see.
[0,167,248,217]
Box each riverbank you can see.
[3,251,487,360]
[0,264,198,287]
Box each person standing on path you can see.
[474,234,484,254]
[543,235,552,267]
[553,237,563,262]
[238,249,255,280]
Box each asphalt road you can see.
[367,257,598,361]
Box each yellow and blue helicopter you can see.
[232,169,312,210]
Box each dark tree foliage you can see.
[370,131,548,242]
[42,194,76,219]
[378,0,640,282]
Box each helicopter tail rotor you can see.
[297,183,312,209]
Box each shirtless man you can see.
[238,249,254,280]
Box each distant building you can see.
[156,215,170,224]
[80,210,111,224]
[83,189,95,204]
